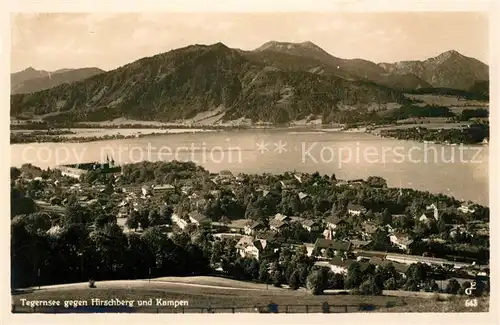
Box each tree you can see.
[458,281,471,295]
[345,262,363,289]
[328,272,345,290]
[11,187,37,218]
[403,279,419,291]
[159,205,173,225]
[11,167,21,180]
[94,213,116,229]
[148,209,162,226]
[423,279,440,292]
[405,262,430,286]
[473,279,487,296]
[272,269,283,287]
[445,279,461,294]
[125,211,139,231]
[414,222,429,237]
[289,270,300,290]
[246,259,260,280]
[383,277,399,290]
[437,218,447,234]
[307,269,328,295]
[366,176,387,188]
[359,277,382,295]
[259,261,269,283]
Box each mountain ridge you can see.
[377,50,488,90]
[11,67,105,94]
[11,42,406,124]
[10,41,488,124]
[250,41,459,90]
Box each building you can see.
[366,256,410,276]
[302,219,320,232]
[269,219,287,232]
[235,236,267,260]
[152,184,175,194]
[273,213,290,223]
[389,232,415,252]
[55,161,121,179]
[141,187,151,197]
[293,173,303,183]
[314,238,352,257]
[213,233,245,241]
[350,240,372,250]
[303,243,315,256]
[181,185,194,195]
[449,224,471,239]
[458,203,476,214]
[244,221,267,235]
[347,203,367,216]
[315,257,355,274]
[188,211,211,226]
[419,211,434,223]
[361,222,378,239]
[425,203,440,220]
[171,214,188,230]
[279,179,298,191]
[325,215,347,230]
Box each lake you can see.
[10,129,489,206]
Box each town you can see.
[11,159,489,297]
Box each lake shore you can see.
[10,128,219,144]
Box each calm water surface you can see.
[11,129,489,206]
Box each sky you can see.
[11,12,489,72]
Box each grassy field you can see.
[378,296,489,312]
[10,276,487,314]
[12,277,419,313]
[404,94,488,107]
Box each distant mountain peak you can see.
[377,49,488,90]
[300,41,319,48]
[211,42,229,49]
[437,49,462,58]
[255,40,324,53]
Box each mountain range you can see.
[11,67,105,94]
[10,41,489,124]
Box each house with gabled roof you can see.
[188,211,211,226]
[302,219,320,232]
[389,232,414,252]
[315,257,356,274]
[244,220,267,236]
[314,238,352,257]
[236,236,268,260]
[279,179,298,191]
[273,213,290,223]
[347,203,367,216]
[325,214,347,230]
[350,239,372,250]
[419,210,434,223]
[270,219,288,232]
[172,214,188,230]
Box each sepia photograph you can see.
[7,7,493,318]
